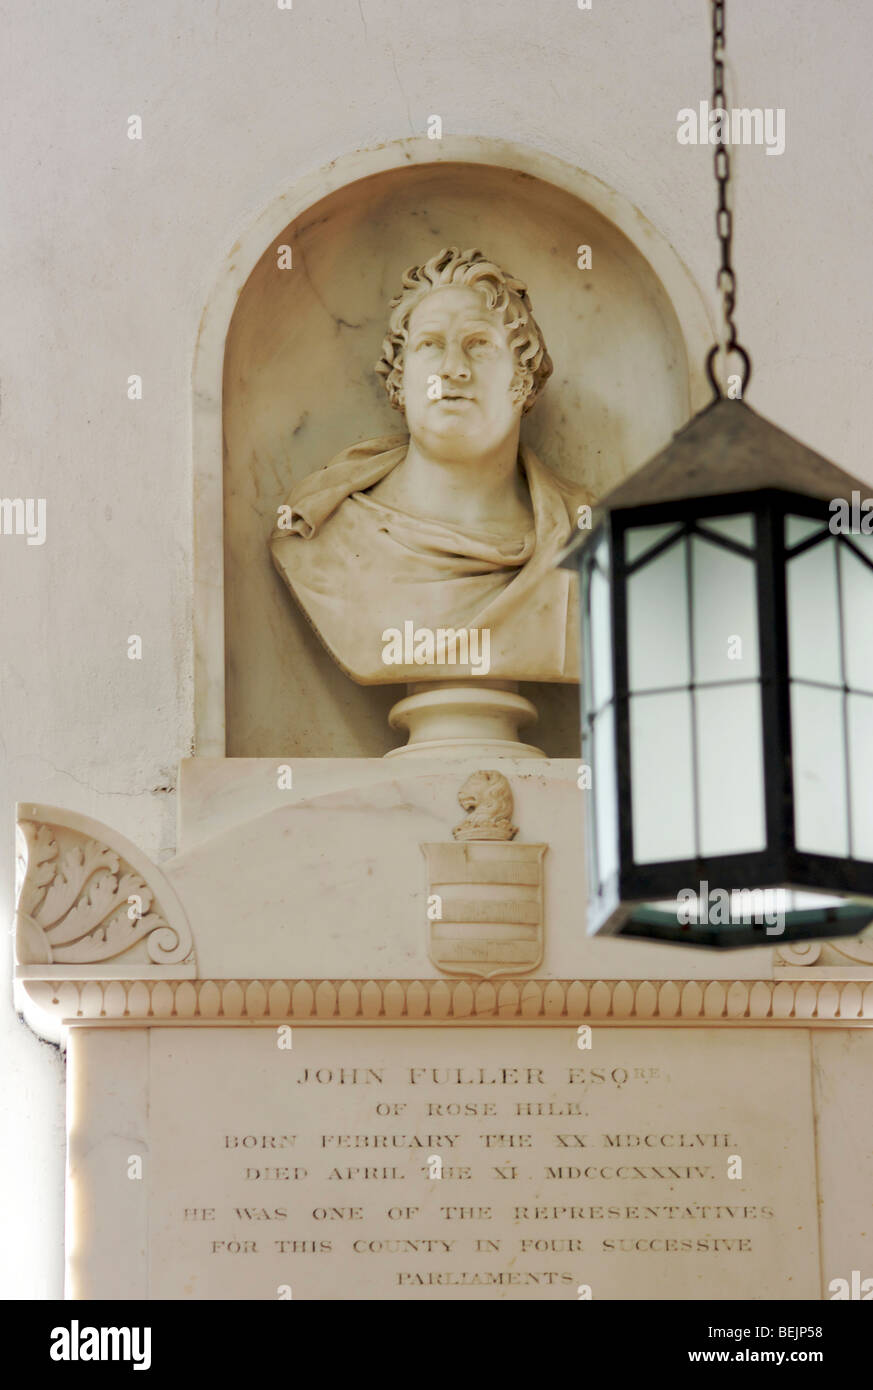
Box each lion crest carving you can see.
[452,770,518,842]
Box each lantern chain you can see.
[706,0,752,397]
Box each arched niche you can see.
[193,137,712,758]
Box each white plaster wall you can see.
[1,0,871,1298]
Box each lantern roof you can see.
[560,399,872,567]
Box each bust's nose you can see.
[440,338,472,382]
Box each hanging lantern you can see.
[559,1,873,947]
[561,400,873,947]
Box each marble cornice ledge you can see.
[15,974,873,1033]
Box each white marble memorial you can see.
[13,145,873,1304]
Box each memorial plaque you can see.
[146,1027,818,1300]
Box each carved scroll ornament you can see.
[15,806,194,968]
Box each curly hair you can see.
[375,247,553,415]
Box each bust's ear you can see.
[510,369,533,411]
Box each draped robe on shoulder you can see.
[270,435,590,684]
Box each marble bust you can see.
[270,247,592,684]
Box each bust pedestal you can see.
[384,680,544,758]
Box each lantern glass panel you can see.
[691,534,760,683]
[696,513,754,548]
[848,694,873,860]
[841,545,873,693]
[630,688,695,862]
[791,682,849,856]
[627,536,689,691]
[589,558,613,710]
[625,521,682,564]
[847,532,873,563]
[581,529,617,898]
[695,683,766,854]
[785,514,827,549]
[592,704,619,884]
[786,535,841,684]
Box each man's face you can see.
[401,285,522,461]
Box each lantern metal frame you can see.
[575,480,873,947]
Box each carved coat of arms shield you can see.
[421,771,546,979]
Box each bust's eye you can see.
[415,335,441,350]
[467,335,494,352]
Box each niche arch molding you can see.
[192,136,713,758]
